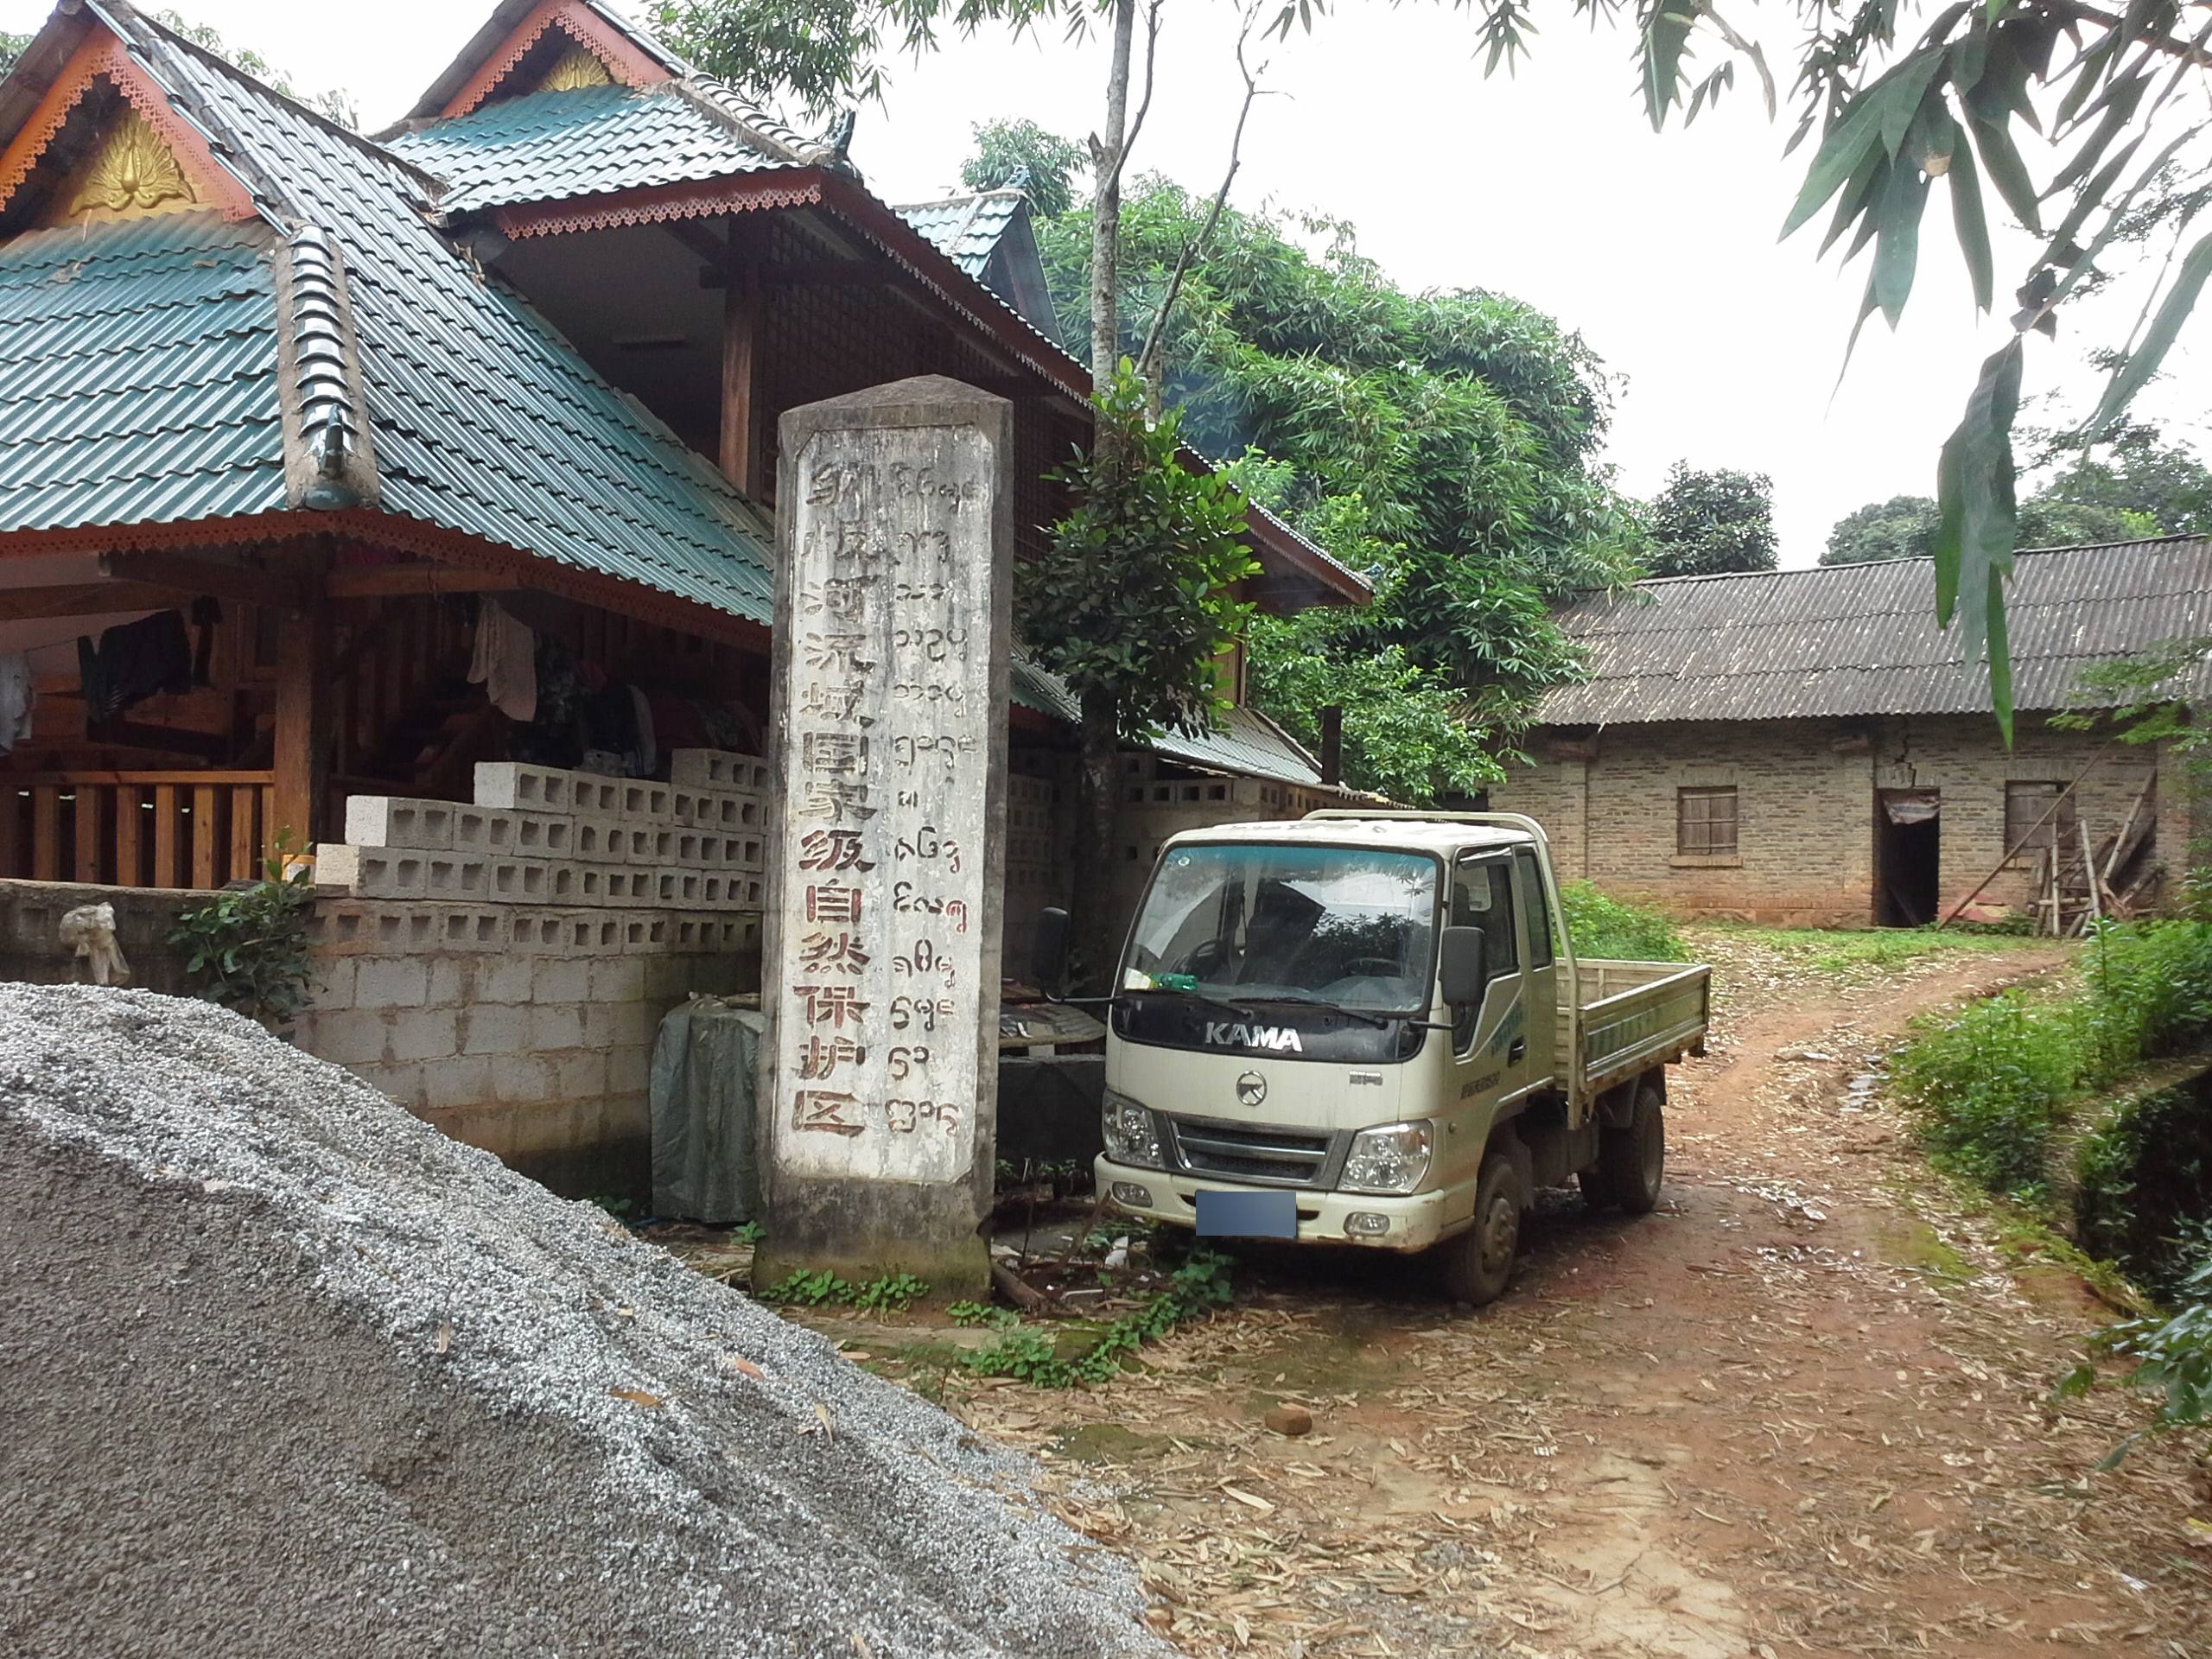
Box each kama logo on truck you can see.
[1204,1021,1305,1053]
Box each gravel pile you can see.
[0,984,1166,1659]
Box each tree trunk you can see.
[1066,0,1138,984]
[1071,686,1123,991]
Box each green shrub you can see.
[2064,1251,2212,1453]
[1557,880,1689,963]
[2075,919,2212,1084]
[168,845,315,1028]
[957,1249,1235,1389]
[1889,989,2082,1198]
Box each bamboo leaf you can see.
[1781,49,1942,237]
[1967,115,2044,233]
[1947,126,1995,312]
[1931,338,2023,733]
[1872,158,1929,325]
[2088,230,2212,431]
[1640,1,1696,130]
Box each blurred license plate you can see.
[1194,1189,1297,1238]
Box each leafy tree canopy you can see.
[1021,175,1643,798]
[0,32,29,79]
[1824,424,2209,563]
[961,118,1086,219]
[151,10,357,127]
[1644,463,1777,578]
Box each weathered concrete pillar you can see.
[755,377,1012,1294]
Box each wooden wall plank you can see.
[153,785,180,887]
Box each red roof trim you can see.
[440,0,672,120]
[0,31,258,224]
[490,168,825,237]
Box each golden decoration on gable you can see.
[537,46,615,92]
[64,107,198,219]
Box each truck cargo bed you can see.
[1564,959,1711,1096]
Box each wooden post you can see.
[114,785,143,887]
[720,244,764,499]
[1319,705,1344,787]
[271,547,331,861]
[152,785,180,888]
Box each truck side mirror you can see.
[1439,925,1488,1007]
[1031,907,1071,995]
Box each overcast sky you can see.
[8,0,2205,565]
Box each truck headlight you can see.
[1101,1089,1164,1169]
[1339,1122,1433,1196]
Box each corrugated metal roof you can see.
[0,214,289,533]
[1010,653,1330,788]
[895,191,1024,279]
[70,8,777,626]
[385,82,781,214]
[1539,539,2212,726]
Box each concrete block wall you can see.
[296,752,767,1194]
[1491,715,2174,926]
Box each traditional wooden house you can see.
[0,0,1365,1185]
[1490,539,2211,928]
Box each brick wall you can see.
[1491,715,2175,926]
[295,753,766,1197]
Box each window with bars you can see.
[2005,782,2075,862]
[1676,786,1738,856]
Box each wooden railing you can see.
[0,772,276,889]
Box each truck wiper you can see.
[1236,992,1393,1028]
[1133,982,1257,1021]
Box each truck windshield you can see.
[1122,844,1440,1016]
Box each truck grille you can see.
[1167,1118,1336,1187]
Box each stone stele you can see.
[756,377,1012,1294]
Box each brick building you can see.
[1490,539,2211,927]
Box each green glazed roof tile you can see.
[896,191,1024,279]
[385,82,779,213]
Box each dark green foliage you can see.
[2074,1077,2212,1302]
[2032,423,2212,538]
[1023,363,1255,741]
[956,1249,1234,1388]
[2102,1254,2212,1435]
[1645,462,1777,578]
[760,1270,931,1312]
[0,31,29,78]
[1021,175,1641,793]
[961,118,1084,219]
[1556,880,1689,963]
[168,852,316,1029]
[149,10,357,127]
[1889,989,2078,1198]
[1823,495,1937,566]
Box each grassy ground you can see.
[1695,922,2033,976]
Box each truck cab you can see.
[1089,812,1710,1303]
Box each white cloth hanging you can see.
[0,651,32,754]
[467,601,537,721]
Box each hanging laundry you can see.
[78,610,192,721]
[0,652,33,755]
[467,600,537,721]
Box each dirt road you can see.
[944,932,2212,1658]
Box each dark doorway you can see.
[1875,790,1941,925]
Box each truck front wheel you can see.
[1599,1084,1666,1215]
[1438,1154,1522,1306]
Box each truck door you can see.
[1449,854,1526,1100]
[1511,848,1557,1090]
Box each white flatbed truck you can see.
[1076,812,1711,1303]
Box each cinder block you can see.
[490,1052,556,1104]
[655,868,704,906]
[602,1090,650,1141]
[513,813,573,856]
[490,859,554,903]
[355,957,428,1009]
[427,957,466,1007]
[452,807,518,854]
[462,1002,529,1056]
[620,915,670,955]
[670,750,769,791]
[566,913,623,951]
[570,816,620,860]
[389,1007,461,1063]
[532,957,591,1004]
[309,1007,389,1065]
[607,1045,652,1094]
[588,957,645,1001]
[505,912,569,955]
[473,762,575,814]
[570,773,623,817]
[306,957,356,1011]
[691,790,764,832]
[435,906,503,950]
[618,781,673,822]
[350,1061,425,1105]
[528,1003,585,1050]
[344,796,457,850]
[552,1047,607,1101]
[419,1054,493,1110]
[424,855,493,903]
[727,835,765,872]
[477,957,534,1003]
